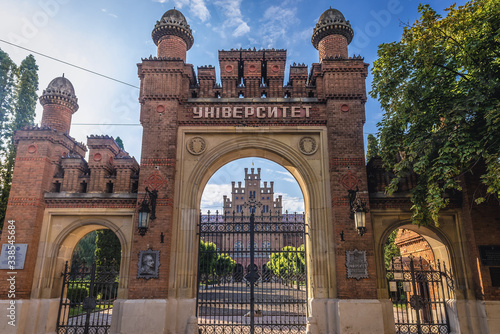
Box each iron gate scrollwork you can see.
[57,260,118,334]
[387,257,454,334]
[197,204,308,334]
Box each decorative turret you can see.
[39,75,79,134]
[152,8,194,61]
[312,7,354,60]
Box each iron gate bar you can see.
[387,256,454,334]
[197,209,308,334]
[57,260,118,334]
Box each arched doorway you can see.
[56,228,122,334]
[383,224,456,334]
[196,159,308,333]
[27,211,134,334]
[168,128,333,332]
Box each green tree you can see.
[0,49,16,146]
[72,231,97,265]
[384,230,401,270]
[0,52,38,229]
[215,252,236,277]
[366,134,380,162]
[198,239,235,285]
[370,0,500,225]
[266,245,305,283]
[94,229,121,273]
[115,136,124,150]
[198,240,219,283]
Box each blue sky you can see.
[0,0,468,212]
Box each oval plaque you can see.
[298,137,318,155]
[187,137,206,155]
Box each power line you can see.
[0,39,140,89]
[73,123,141,126]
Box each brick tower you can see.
[311,8,354,60]
[152,8,194,61]
[311,7,377,303]
[0,76,86,299]
[39,75,79,134]
[131,8,196,299]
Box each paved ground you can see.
[59,308,112,334]
[198,281,307,333]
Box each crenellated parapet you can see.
[45,135,139,194]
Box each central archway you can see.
[197,158,308,333]
[167,127,335,330]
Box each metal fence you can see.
[57,260,118,334]
[197,209,308,334]
[387,257,454,334]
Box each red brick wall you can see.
[318,35,348,60]
[319,56,376,299]
[41,104,73,133]
[157,35,187,61]
[460,166,500,300]
[0,135,69,298]
[394,230,435,265]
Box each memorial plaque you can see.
[345,249,368,280]
[478,245,500,266]
[0,244,28,270]
[137,249,160,279]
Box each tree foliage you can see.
[0,49,16,144]
[366,134,380,162]
[72,231,97,265]
[115,136,124,150]
[266,244,305,280]
[0,50,38,229]
[384,230,401,270]
[370,0,500,225]
[198,239,235,282]
[94,229,121,273]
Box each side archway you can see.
[31,209,135,300]
[371,210,471,333]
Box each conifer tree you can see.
[0,49,16,148]
[115,136,124,150]
[366,134,380,162]
[0,51,38,229]
[94,229,121,273]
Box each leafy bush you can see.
[67,286,89,305]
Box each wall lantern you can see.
[348,187,367,236]
[138,187,158,236]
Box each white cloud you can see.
[201,183,232,211]
[276,193,304,213]
[271,170,296,183]
[214,0,250,37]
[191,0,210,22]
[152,0,209,22]
[233,20,250,37]
[259,5,299,48]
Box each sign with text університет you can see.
[193,106,311,119]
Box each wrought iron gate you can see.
[57,260,118,334]
[387,257,454,334]
[197,206,308,334]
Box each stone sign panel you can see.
[345,249,368,280]
[479,245,500,266]
[0,244,28,270]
